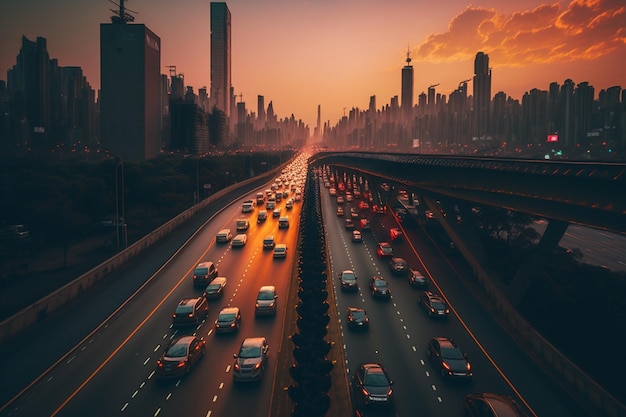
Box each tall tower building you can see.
[257,95,266,129]
[401,48,414,118]
[473,51,492,138]
[210,2,231,121]
[100,4,161,160]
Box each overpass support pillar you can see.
[508,219,569,306]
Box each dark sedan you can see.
[368,276,391,299]
[352,363,394,407]
[428,337,472,378]
[214,307,241,333]
[418,291,450,318]
[388,257,408,275]
[346,307,369,330]
[155,336,205,379]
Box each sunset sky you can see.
[1,0,624,128]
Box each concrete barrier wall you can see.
[0,167,282,344]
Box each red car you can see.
[376,242,393,259]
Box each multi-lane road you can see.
[0,157,598,417]
[0,156,308,417]
[320,171,591,417]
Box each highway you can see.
[0,156,308,417]
[0,157,600,417]
[319,170,591,417]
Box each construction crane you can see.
[428,83,440,90]
[109,0,137,24]
[166,66,177,77]
[459,79,471,88]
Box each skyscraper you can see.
[401,48,414,118]
[473,51,491,138]
[210,2,231,121]
[100,12,161,160]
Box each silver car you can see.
[233,337,269,381]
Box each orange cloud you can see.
[414,0,626,66]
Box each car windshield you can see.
[166,342,189,357]
[343,273,356,281]
[175,305,192,314]
[206,284,221,290]
[382,247,392,254]
[218,313,236,322]
[374,280,387,288]
[441,347,464,359]
[364,370,389,387]
[352,311,365,320]
[258,291,275,300]
[239,345,261,358]
[432,301,446,309]
[274,247,285,253]
[195,268,208,275]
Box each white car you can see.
[232,234,247,247]
[273,243,287,258]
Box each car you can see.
[352,363,394,407]
[336,196,345,204]
[336,206,345,216]
[257,210,268,223]
[428,337,472,378]
[351,230,362,242]
[389,227,403,241]
[418,291,450,318]
[346,193,354,202]
[236,219,250,232]
[339,270,358,291]
[232,233,247,247]
[155,335,205,379]
[256,192,265,205]
[464,393,529,417]
[193,261,218,288]
[172,297,209,327]
[242,200,254,213]
[359,218,371,230]
[358,201,370,211]
[214,306,241,333]
[216,229,233,243]
[255,285,278,316]
[369,276,391,299]
[329,187,337,196]
[376,242,393,259]
[233,337,269,381]
[266,201,276,210]
[285,200,294,210]
[278,216,289,229]
[263,235,275,249]
[346,307,369,329]
[203,276,227,299]
[350,208,360,218]
[344,218,355,230]
[372,204,385,215]
[408,268,428,288]
[272,208,281,218]
[388,257,408,275]
[273,243,287,258]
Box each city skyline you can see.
[1,0,625,128]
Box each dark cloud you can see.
[414,0,626,66]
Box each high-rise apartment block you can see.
[210,2,231,120]
[401,49,414,118]
[100,22,162,160]
[473,52,491,139]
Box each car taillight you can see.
[188,313,194,318]
[253,362,262,370]
[156,360,163,368]
[177,360,187,368]
[234,363,240,370]
[466,362,471,371]
[442,361,450,370]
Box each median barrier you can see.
[0,165,285,344]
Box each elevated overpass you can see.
[309,151,625,234]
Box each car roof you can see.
[259,285,276,292]
[347,306,365,313]
[379,242,391,247]
[172,335,196,345]
[242,337,266,347]
[219,306,239,314]
[179,297,200,306]
[212,277,227,284]
[433,337,456,347]
[196,261,213,268]
[275,243,286,248]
